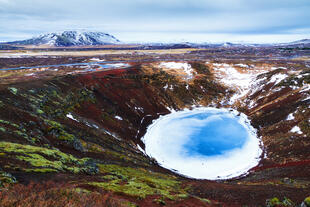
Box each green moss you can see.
[17,154,65,170]
[36,109,44,114]
[0,120,9,125]
[8,87,18,95]
[13,130,32,142]
[45,119,63,129]
[153,198,166,205]
[282,197,294,206]
[305,197,310,206]
[266,197,294,207]
[197,197,211,204]
[31,137,37,143]
[80,139,105,153]
[124,202,138,207]
[58,131,75,142]
[0,119,19,128]
[266,197,281,207]
[0,171,17,187]
[45,119,75,142]
[299,119,310,135]
[0,127,6,133]
[73,187,92,194]
[0,142,97,174]
[88,164,187,200]
[51,90,58,97]
[24,168,58,173]
[102,174,119,180]
[80,140,141,164]
[190,62,211,75]
[34,88,96,118]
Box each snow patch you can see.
[159,62,194,79]
[269,73,288,85]
[235,63,249,68]
[85,121,99,129]
[290,126,302,134]
[286,113,295,121]
[166,106,176,112]
[134,106,144,113]
[89,58,105,62]
[137,145,146,154]
[24,73,35,77]
[212,63,258,104]
[103,63,129,68]
[300,85,310,93]
[115,116,123,120]
[66,113,79,122]
[271,67,287,71]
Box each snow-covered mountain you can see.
[276,39,310,47]
[7,31,120,46]
[289,39,310,45]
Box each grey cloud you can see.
[0,0,309,42]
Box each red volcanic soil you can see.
[0,52,309,206]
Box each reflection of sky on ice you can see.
[142,108,262,180]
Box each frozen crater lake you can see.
[142,107,262,180]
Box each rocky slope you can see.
[0,48,309,206]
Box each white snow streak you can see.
[115,116,123,120]
[66,113,79,122]
[286,113,295,121]
[290,126,303,134]
[212,63,257,104]
[268,73,288,85]
[159,62,194,79]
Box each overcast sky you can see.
[0,0,309,43]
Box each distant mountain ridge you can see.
[290,39,310,44]
[2,32,309,48]
[6,31,120,46]
[274,39,310,47]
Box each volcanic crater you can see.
[0,47,309,206]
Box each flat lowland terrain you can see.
[0,45,309,206]
[0,48,200,57]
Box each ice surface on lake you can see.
[142,107,262,180]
